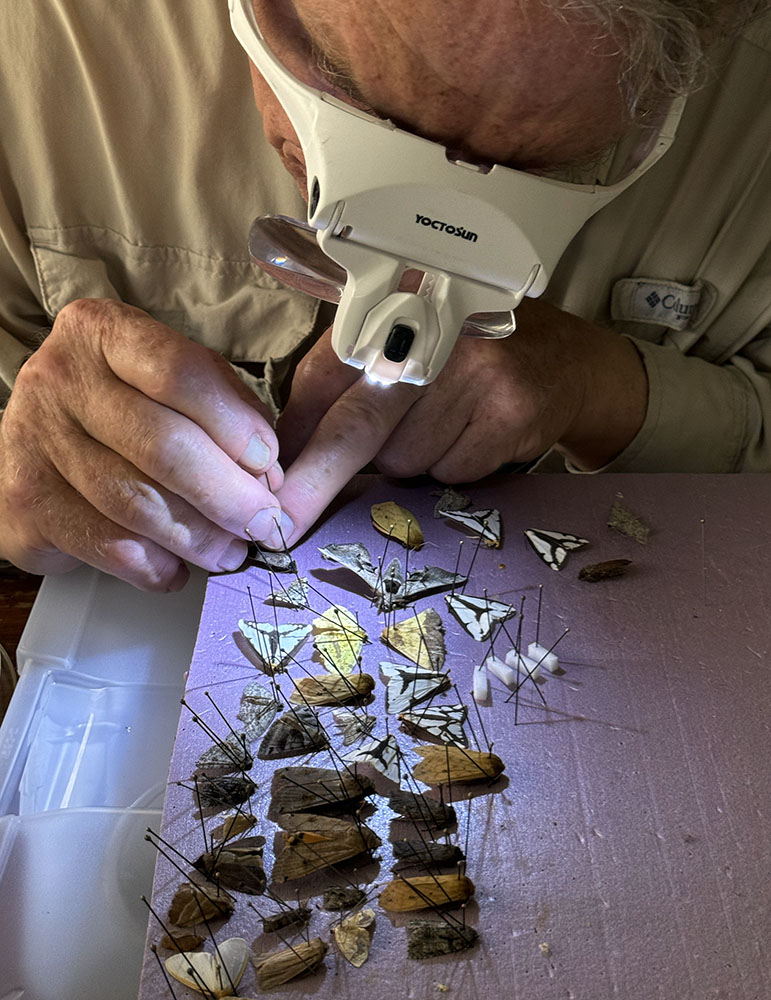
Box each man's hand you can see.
[275,297,648,544]
[0,299,290,590]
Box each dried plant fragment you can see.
[253,937,327,989]
[272,823,381,881]
[167,881,235,927]
[371,501,424,549]
[379,874,475,912]
[312,604,367,674]
[193,835,267,895]
[412,745,505,785]
[381,608,446,671]
[333,907,376,967]
[608,499,650,543]
[322,886,366,911]
[270,765,374,816]
[289,671,375,706]
[578,558,632,582]
[166,937,250,997]
[406,920,478,959]
[257,706,328,760]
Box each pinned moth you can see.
[439,507,502,547]
[319,541,465,611]
[412,745,505,785]
[379,874,475,912]
[381,608,446,671]
[165,937,250,998]
[252,937,327,989]
[265,576,309,609]
[270,765,374,816]
[445,592,517,642]
[237,679,280,741]
[272,821,381,881]
[399,704,469,748]
[342,733,401,784]
[524,528,589,571]
[370,500,424,549]
[195,731,253,776]
[332,707,377,746]
[238,620,311,674]
[333,907,376,967]
[311,604,368,675]
[388,789,457,829]
[192,835,267,896]
[379,661,451,715]
[257,706,328,760]
[167,881,235,927]
[289,671,375,706]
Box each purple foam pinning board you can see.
[139,474,771,999]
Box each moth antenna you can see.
[148,942,180,1000]
[535,584,544,646]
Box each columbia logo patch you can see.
[611,278,703,331]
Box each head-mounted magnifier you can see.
[229,0,683,386]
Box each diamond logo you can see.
[645,291,661,308]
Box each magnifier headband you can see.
[229,0,684,385]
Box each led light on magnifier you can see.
[230,0,684,387]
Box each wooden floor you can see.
[0,565,42,720]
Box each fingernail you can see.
[239,433,272,473]
[218,538,248,572]
[246,508,294,550]
[165,563,190,592]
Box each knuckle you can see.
[99,537,182,592]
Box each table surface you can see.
[138,473,771,1000]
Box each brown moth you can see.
[270,765,375,816]
[260,904,311,935]
[406,920,478,960]
[388,789,456,829]
[195,775,256,812]
[252,937,328,989]
[289,671,375,706]
[167,881,235,927]
[192,835,267,896]
[412,745,505,785]
[194,731,253,776]
[379,874,475,912]
[159,931,205,952]
[578,558,632,582]
[391,840,465,870]
[333,907,376,967]
[276,812,361,835]
[381,608,446,671]
[322,886,366,911]
[371,501,424,549]
[210,812,257,844]
[257,706,328,760]
[272,822,381,882]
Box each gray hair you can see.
[543,1,771,110]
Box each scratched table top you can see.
[138,473,771,1000]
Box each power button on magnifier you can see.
[383,324,415,363]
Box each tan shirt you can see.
[1,2,770,471]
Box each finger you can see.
[72,373,285,545]
[275,377,420,546]
[61,299,280,475]
[276,326,360,465]
[4,472,190,591]
[52,431,250,573]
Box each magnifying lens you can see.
[229,0,684,386]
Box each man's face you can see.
[248,0,632,195]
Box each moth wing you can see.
[166,938,249,997]
[319,542,381,590]
[380,661,450,714]
[525,528,589,571]
[343,735,401,784]
[399,704,468,747]
[441,507,501,546]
